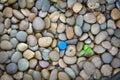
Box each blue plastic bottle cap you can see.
[58,41,67,50]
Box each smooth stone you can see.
[59,13,66,23]
[10,38,18,48]
[97,13,106,24]
[16,31,27,42]
[58,33,67,40]
[111,58,120,68]
[1,34,10,40]
[114,29,120,38]
[41,0,50,11]
[23,50,35,60]
[0,40,12,50]
[91,56,102,68]
[79,70,90,80]
[107,19,116,29]
[4,18,11,29]
[28,13,36,22]
[3,7,12,18]
[83,62,96,76]
[66,39,78,45]
[66,27,74,39]
[84,13,96,23]
[76,15,83,27]
[18,58,29,71]
[41,69,50,79]
[10,30,17,38]
[95,31,108,44]
[116,20,120,28]
[49,51,60,61]
[94,45,105,54]
[17,43,28,52]
[6,63,17,74]
[13,72,23,80]
[109,46,118,56]
[18,0,26,8]
[33,17,45,32]
[50,11,60,22]
[77,42,83,51]
[33,71,41,80]
[42,49,50,60]
[100,22,106,30]
[101,65,113,76]
[58,72,70,80]
[70,64,79,75]
[38,37,52,47]
[87,0,100,9]
[101,41,111,49]
[64,67,76,79]
[63,56,77,64]
[57,23,66,33]
[72,2,82,13]
[65,45,76,57]
[67,0,77,8]
[65,9,73,17]
[39,60,49,68]
[23,74,33,80]
[106,0,116,3]
[0,23,4,34]
[26,0,34,9]
[13,10,24,20]
[74,25,83,36]
[29,59,37,68]
[76,77,84,80]
[11,52,22,63]
[19,20,28,30]
[79,33,88,41]
[101,52,113,64]
[59,59,67,68]
[93,69,101,79]
[35,51,42,60]
[111,37,120,47]
[91,24,100,35]
[1,74,13,80]
[111,8,120,20]
[0,12,4,23]
[0,51,8,63]
[66,16,75,26]
[82,23,90,32]
[107,29,114,36]
[27,35,37,46]
[35,0,42,10]
[39,11,47,18]
[49,69,58,80]
[7,0,17,4]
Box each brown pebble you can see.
[3,7,13,18]
[66,27,74,39]
[111,8,120,20]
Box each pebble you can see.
[28,13,36,22]
[80,70,90,80]
[63,56,77,64]
[35,51,42,60]
[65,9,73,17]
[3,7,12,18]
[42,0,50,11]
[23,49,35,60]
[91,24,100,35]
[100,22,106,30]
[94,45,105,54]
[6,63,17,74]
[109,46,118,56]
[97,13,106,24]
[83,62,96,76]
[13,10,24,20]
[101,41,111,49]
[32,71,41,80]
[4,18,11,29]
[11,52,22,63]
[1,73,13,80]
[101,65,113,76]
[59,13,66,23]
[95,31,108,44]
[50,11,60,22]
[26,0,34,9]
[76,15,83,27]
[82,23,90,32]
[101,52,113,64]
[67,0,77,8]
[58,72,70,80]
[72,2,82,13]
[66,39,78,45]
[29,59,37,68]
[84,13,96,23]
[107,19,116,29]
[66,16,75,26]
[79,33,88,41]
[93,69,101,79]
[19,20,28,30]
[116,20,120,28]
[87,0,100,9]
[18,58,29,71]
[64,67,76,79]
[27,35,37,46]
[111,58,120,68]
[0,51,8,63]
[91,56,102,68]
[49,69,58,80]
[65,45,76,57]
[114,29,120,38]
[23,74,33,80]
[38,37,52,47]
[0,40,12,50]
[66,27,74,39]
[17,43,28,52]
[57,23,66,33]
[16,31,27,42]
[0,23,4,34]
[111,8,120,20]
[33,17,45,32]
[13,72,23,80]
[18,0,26,8]
[42,49,50,60]
[41,69,50,79]
[58,59,67,68]
[74,25,83,36]
[39,60,49,68]
[111,37,120,47]
[49,51,60,61]
[58,33,67,40]
[10,30,17,38]
[39,11,47,18]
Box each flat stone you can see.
[72,2,82,13]
[3,7,12,18]
[23,50,35,60]
[91,24,100,35]
[101,65,113,76]
[63,56,77,64]
[111,8,120,20]
[50,11,60,22]
[97,13,106,24]
[13,10,24,20]
[0,40,12,50]
[94,45,105,54]
[18,0,26,8]
[111,37,120,47]
[91,56,102,68]
[39,60,49,68]
[74,25,83,36]
[11,51,22,63]
[58,72,70,80]
[101,41,111,49]
[49,69,58,80]
[87,0,100,9]
[41,69,50,80]
[49,51,60,61]
[6,63,17,74]
[0,51,8,63]
[65,45,76,57]
[19,20,28,30]
[76,15,83,27]
[84,13,96,23]
[16,31,27,42]
[17,43,28,52]
[27,35,37,46]
[66,27,74,39]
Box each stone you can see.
[39,60,49,68]
[63,56,77,64]
[91,24,100,35]
[58,33,67,40]
[65,45,76,57]
[41,0,50,11]
[4,18,11,29]
[42,49,50,60]
[74,25,83,36]
[97,13,106,24]
[100,22,106,30]
[41,69,50,79]
[1,73,13,80]
[109,46,118,56]
[0,23,4,34]
[17,43,28,52]
[101,52,113,64]
[66,39,78,45]
[50,11,60,22]
[57,23,66,33]
[111,8,120,20]
[116,20,120,28]
[3,7,12,18]
[33,17,45,32]
[38,37,52,47]
[66,16,75,26]
[35,51,42,60]
[87,0,100,9]
[64,67,76,79]
[32,71,41,80]
[59,13,66,23]
[23,74,33,80]
[39,11,47,18]
[49,69,58,80]
[6,63,17,74]
[72,2,82,13]
[111,58,120,68]
[84,13,96,23]
[114,29,120,38]
[29,59,37,68]
[27,35,37,46]
[57,0,66,8]
[19,20,28,30]
[93,69,101,79]
[58,72,70,80]
[1,39,11,48]
[28,13,36,22]
[94,45,105,54]
[66,27,74,39]
[49,51,60,61]
[23,50,35,60]
[65,9,73,17]
[111,37,120,47]
[0,51,8,63]
[76,15,83,27]
[101,65,113,76]
[79,33,88,41]
[26,0,34,9]
[107,19,116,29]
[13,10,24,20]
[83,62,96,76]
[11,52,22,63]
[101,41,111,49]
[79,70,90,80]
[58,59,67,68]
[95,31,108,44]
[82,23,90,32]
[16,31,27,42]
[18,58,29,71]
[91,56,102,68]
[10,30,17,38]
[67,0,77,8]
[18,0,26,8]
[13,72,23,80]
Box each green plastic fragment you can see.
[83,45,89,50]
[80,50,85,55]
[86,47,93,55]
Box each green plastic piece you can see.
[80,50,85,55]
[86,47,93,55]
[83,45,89,50]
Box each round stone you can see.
[66,16,75,26]
[91,56,102,68]
[94,45,105,54]
[111,58,120,68]
[66,27,74,39]
[3,7,12,18]
[74,25,83,36]
[100,22,106,30]
[49,69,58,80]
[39,60,49,68]
[23,50,35,60]
[65,45,76,57]
[50,11,60,22]
[13,10,24,20]
[18,58,29,71]
[0,40,12,50]
[101,65,113,76]
[0,51,8,63]
[49,51,60,61]
[11,52,22,63]
[72,2,82,13]
[57,23,66,33]
[58,59,67,68]
[18,0,26,8]
[63,56,77,64]
[97,13,106,24]
[111,8,120,20]
[17,43,28,52]
[27,35,37,46]
[58,41,67,50]
[33,17,45,32]
[19,20,28,30]
[29,59,37,68]
[82,23,90,32]
[84,13,96,23]
[33,71,41,80]
[101,52,113,64]
[16,31,27,42]
[23,74,33,80]
[87,0,100,9]
[58,72,70,80]
[6,63,17,74]
[101,41,111,49]
[91,24,100,35]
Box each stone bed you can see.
[0,0,120,80]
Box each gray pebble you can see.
[114,29,120,38]
[11,51,22,63]
[6,63,17,74]
[0,51,9,63]
[42,49,50,60]
[16,31,27,42]
[74,25,83,36]
[82,23,90,32]
[76,15,83,27]
[33,71,41,80]
[111,58,120,68]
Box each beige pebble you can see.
[21,9,31,17]
[29,59,37,68]
[65,45,76,57]
[111,8,120,20]
[17,43,28,52]
[50,11,60,22]
[116,19,120,28]
[63,56,77,64]
[59,59,67,68]
[26,0,34,9]
[41,69,50,80]
[58,72,70,80]
[66,27,74,39]
[28,13,36,22]
[59,13,66,23]
[72,3,82,13]
[3,7,13,18]
[97,13,106,24]
[23,49,35,60]
[35,51,42,60]
[49,51,60,61]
